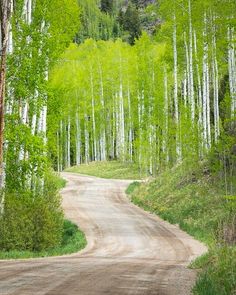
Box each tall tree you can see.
[0,0,12,189]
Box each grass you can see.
[192,247,236,295]
[127,161,236,295]
[0,219,87,259]
[66,160,146,180]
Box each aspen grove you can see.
[49,0,236,182]
[0,0,80,251]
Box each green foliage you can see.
[77,0,118,42]
[128,160,236,294]
[4,0,80,195]
[100,0,114,14]
[66,161,146,180]
[192,247,236,295]
[129,160,236,245]
[0,219,87,259]
[125,181,140,194]
[118,2,142,44]
[0,171,64,252]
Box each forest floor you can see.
[0,172,206,295]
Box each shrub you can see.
[0,172,64,252]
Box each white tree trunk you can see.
[212,29,220,142]
[202,15,211,150]
[99,66,106,161]
[90,71,97,161]
[67,116,71,168]
[127,87,133,162]
[173,15,181,161]
[163,67,169,164]
[57,131,60,172]
[60,120,63,171]
[188,0,195,122]
[75,112,81,166]
[194,30,203,156]
[84,114,89,164]
[119,83,125,161]
[228,27,236,122]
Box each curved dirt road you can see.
[0,173,207,295]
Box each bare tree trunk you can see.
[212,25,220,142]
[188,0,195,122]
[228,27,236,123]
[193,30,203,156]
[99,65,106,161]
[163,67,169,164]
[67,116,71,168]
[90,70,97,161]
[202,14,211,150]
[173,15,181,161]
[127,86,133,162]
[75,112,81,166]
[119,83,125,161]
[84,114,89,164]
[0,0,12,190]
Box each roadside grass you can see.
[127,161,236,295]
[0,219,87,259]
[66,161,146,180]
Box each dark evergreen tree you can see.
[101,0,114,14]
[118,3,141,45]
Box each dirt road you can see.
[0,173,207,295]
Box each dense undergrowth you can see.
[0,172,86,259]
[66,161,146,180]
[127,161,236,295]
[0,219,86,259]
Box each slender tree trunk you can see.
[90,71,97,161]
[202,14,211,150]
[173,15,181,161]
[99,66,106,161]
[193,30,203,156]
[119,83,125,161]
[228,27,236,123]
[0,0,12,190]
[188,0,195,122]
[212,25,220,142]
[67,116,71,168]
[163,67,169,164]
[127,86,133,162]
[183,71,187,107]
[84,114,89,164]
[57,131,60,172]
[60,120,63,171]
[75,112,81,166]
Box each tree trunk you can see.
[0,0,12,190]
[188,0,195,122]
[67,116,71,168]
[75,112,81,166]
[228,27,236,123]
[90,70,97,161]
[173,14,181,161]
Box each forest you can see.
[50,0,236,190]
[0,0,236,294]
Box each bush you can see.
[0,172,64,252]
[0,219,87,259]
